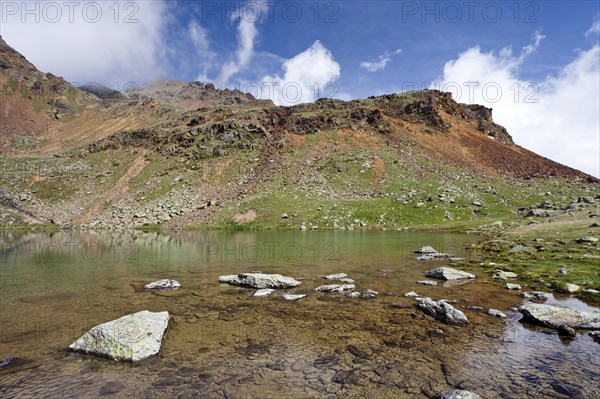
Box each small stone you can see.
[360,289,378,299]
[564,283,580,293]
[281,213,289,219]
[510,245,530,252]
[300,224,307,231]
[347,291,361,299]
[253,289,275,297]
[493,271,518,280]
[520,291,549,300]
[589,331,600,343]
[404,291,420,298]
[282,294,306,301]
[416,297,469,325]
[417,280,438,286]
[488,309,507,318]
[144,279,181,290]
[315,284,355,292]
[415,246,438,254]
[557,325,576,337]
[506,283,522,290]
[559,267,568,275]
[440,390,482,399]
[576,236,598,243]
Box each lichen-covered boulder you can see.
[69,310,170,362]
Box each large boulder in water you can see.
[69,310,170,362]
[519,303,600,329]
[219,273,301,289]
[416,297,469,325]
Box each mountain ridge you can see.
[0,36,597,230]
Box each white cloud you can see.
[217,1,266,83]
[431,27,600,178]
[260,41,341,106]
[360,49,402,72]
[189,20,215,82]
[1,1,169,88]
[587,14,600,37]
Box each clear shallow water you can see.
[0,230,598,398]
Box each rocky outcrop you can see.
[426,267,475,280]
[219,273,301,289]
[69,310,170,362]
[519,303,600,329]
[416,298,469,325]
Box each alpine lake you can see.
[1,230,598,398]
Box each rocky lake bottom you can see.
[0,231,598,398]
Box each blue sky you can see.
[1,0,599,176]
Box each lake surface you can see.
[0,231,598,398]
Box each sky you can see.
[1,0,599,177]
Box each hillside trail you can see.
[76,149,148,224]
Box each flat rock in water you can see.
[493,271,518,280]
[282,294,306,301]
[415,246,438,254]
[253,289,275,297]
[69,310,170,362]
[417,280,438,286]
[440,390,482,399]
[519,303,600,329]
[315,284,355,293]
[144,279,181,290]
[506,283,522,290]
[219,273,301,289]
[426,267,475,280]
[416,297,469,325]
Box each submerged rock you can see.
[416,298,469,325]
[144,279,181,290]
[440,390,482,399]
[69,310,170,362]
[589,331,600,344]
[417,280,438,286]
[518,303,600,330]
[426,267,475,280]
[219,273,301,289]
[315,284,355,292]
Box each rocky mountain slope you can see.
[0,36,598,230]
